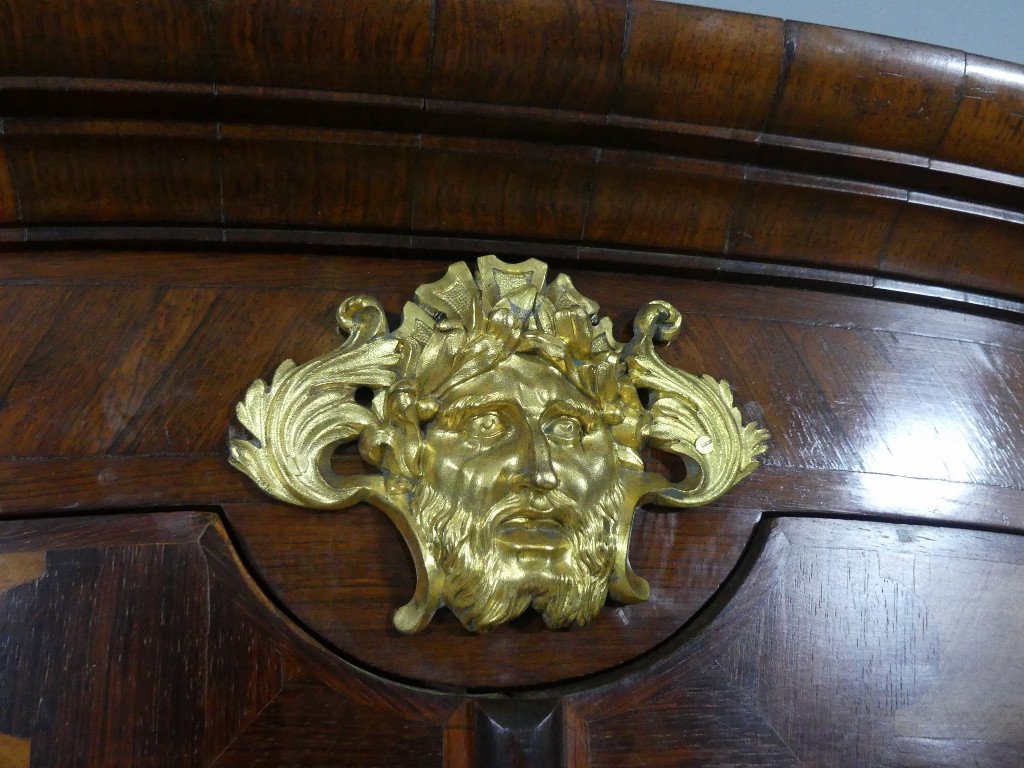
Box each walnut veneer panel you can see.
[0,513,451,767]
[579,518,1024,767]
[2,251,1024,692]
[1,0,1023,300]
[617,1,783,129]
[2,512,1023,765]
[211,0,434,96]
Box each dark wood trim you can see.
[3,1,1024,302]
[3,229,1024,318]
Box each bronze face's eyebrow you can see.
[435,393,519,429]
[542,399,599,430]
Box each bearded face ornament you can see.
[229,256,769,633]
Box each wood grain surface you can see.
[2,0,1023,301]
[575,517,1024,767]
[2,251,1024,692]
[2,511,1023,765]
[223,502,758,688]
[2,251,1024,493]
[4,1,1024,764]
[0,512,455,767]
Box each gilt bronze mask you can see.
[229,256,768,633]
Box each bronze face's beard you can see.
[412,481,624,632]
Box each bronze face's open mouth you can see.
[495,502,573,553]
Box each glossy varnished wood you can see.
[4,2,1024,765]
[2,1,1024,299]
[583,152,743,254]
[211,0,434,97]
[573,518,1024,767]
[429,0,626,112]
[2,511,1024,764]
[880,203,1024,297]
[219,126,420,230]
[616,1,784,129]
[222,501,757,688]
[0,512,455,766]
[936,55,1024,176]
[4,120,221,224]
[765,22,965,155]
[3,252,1024,491]
[2,252,1024,696]
[0,0,214,82]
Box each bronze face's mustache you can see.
[482,488,582,531]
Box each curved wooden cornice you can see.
[1,0,1022,300]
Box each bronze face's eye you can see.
[467,412,505,439]
[545,414,583,442]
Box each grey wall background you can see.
[672,0,1023,65]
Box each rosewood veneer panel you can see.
[617,1,783,129]
[5,252,1024,692]
[0,512,452,766]
[429,0,627,112]
[3,512,1023,764]
[108,288,346,456]
[220,127,418,229]
[767,23,965,156]
[0,286,218,457]
[579,518,1024,767]
[936,55,1024,177]
[0,286,69,401]
[223,502,757,688]
[4,253,1024,495]
[209,676,445,767]
[211,0,433,96]
[0,513,271,765]
[0,0,213,81]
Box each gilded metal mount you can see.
[229,256,768,633]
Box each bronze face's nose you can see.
[527,422,559,491]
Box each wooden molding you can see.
[1,1,1022,301]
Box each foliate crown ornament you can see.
[229,256,768,633]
